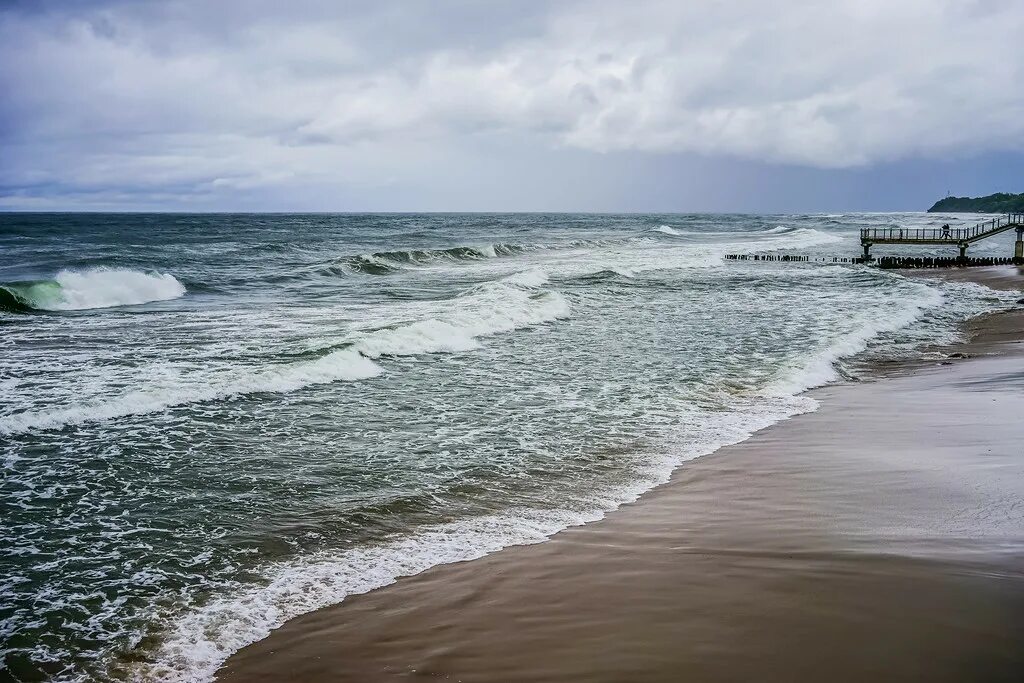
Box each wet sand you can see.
[217,270,1024,683]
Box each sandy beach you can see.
[215,268,1024,683]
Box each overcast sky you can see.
[2,0,1023,212]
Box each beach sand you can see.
[217,269,1024,683]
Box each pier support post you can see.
[958,242,968,264]
[861,242,872,262]
[1015,228,1024,265]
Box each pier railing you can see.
[860,213,1024,243]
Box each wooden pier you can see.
[860,212,1024,263]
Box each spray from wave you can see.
[0,268,185,312]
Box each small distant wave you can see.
[344,254,403,275]
[330,244,528,276]
[0,268,185,312]
[373,245,506,263]
[648,224,831,241]
[761,227,842,250]
[321,239,621,278]
[647,225,735,238]
[565,267,636,283]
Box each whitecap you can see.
[48,268,185,310]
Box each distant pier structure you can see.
[860,213,1024,264]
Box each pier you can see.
[860,213,1024,263]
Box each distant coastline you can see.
[928,192,1024,213]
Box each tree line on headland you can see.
[928,192,1024,213]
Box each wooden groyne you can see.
[725,254,861,263]
[875,256,1020,269]
[725,254,1021,269]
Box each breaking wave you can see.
[0,268,185,312]
[0,274,568,435]
[764,282,945,396]
[0,348,385,435]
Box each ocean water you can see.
[0,212,1017,682]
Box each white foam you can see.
[501,268,549,287]
[764,282,944,396]
[48,268,185,310]
[0,279,570,435]
[351,282,568,359]
[0,349,383,435]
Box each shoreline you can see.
[216,268,1024,682]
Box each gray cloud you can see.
[2,0,1023,209]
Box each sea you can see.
[0,212,1018,682]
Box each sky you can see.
[2,0,1023,213]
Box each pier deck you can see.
[860,213,1024,261]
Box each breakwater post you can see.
[723,254,861,263]
[875,256,1019,269]
[724,254,1020,269]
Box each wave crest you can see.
[322,239,623,278]
[327,243,529,277]
[0,268,185,312]
[652,225,682,236]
